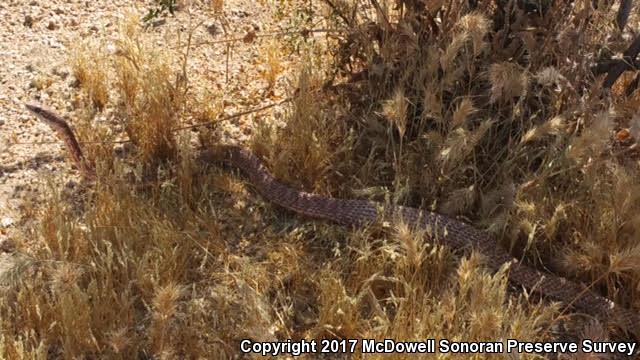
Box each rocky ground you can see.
[0,0,299,276]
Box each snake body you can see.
[26,103,640,336]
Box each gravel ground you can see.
[0,0,296,275]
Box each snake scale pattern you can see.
[25,103,640,337]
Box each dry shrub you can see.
[0,171,260,358]
[257,39,286,90]
[113,13,186,163]
[69,39,110,109]
[252,66,352,194]
[315,0,640,339]
[308,223,558,358]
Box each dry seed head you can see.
[562,241,603,274]
[107,327,131,354]
[535,67,565,87]
[451,98,476,129]
[421,89,442,122]
[441,33,468,72]
[545,203,567,239]
[439,120,492,169]
[456,12,490,56]
[488,62,528,103]
[456,252,485,287]
[580,321,606,343]
[567,110,613,160]
[382,87,408,137]
[441,185,477,215]
[516,200,536,216]
[394,222,424,268]
[52,262,83,293]
[608,245,640,274]
[439,127,469,164]
[152,283,183,322]
[521,116,565,143]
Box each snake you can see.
[25,103,640,337]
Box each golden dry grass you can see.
[2,1,640,359]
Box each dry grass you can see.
[70,39,110,109]
[112,14,186,164]
[2,1,640,358]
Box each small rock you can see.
[47,20,59,30]
[52,67,69,79]
[152,19,166,28]
[65,180,78,189]
[69,18,79,27]
[207,23,219,36]
[54,8,65,15]
[0,118,5,126]
[46,38,63,48]
[0,238,16,253]
[232,9,250,18]
[1,217,14,228]
[24,14,34,27]
[105,43,116,54]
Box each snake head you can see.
[25,103,61,126]
[25,103,46,116]
[25,103,75,136]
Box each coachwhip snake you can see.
[25,103,640,337]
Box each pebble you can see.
[0,238,16,253]
[1,217,14,228]
[52,67,69,79]
[47,20,59,30]
[23,15,34,27]
[207,23,218,36]
[231,9,250,18]
[151,19,166,27]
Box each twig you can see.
[172,98,291,132]
[322,0,352,26]
[170,29,340,50]
[11,139,130,146]
[369,0,391,31]
[616,0,633,31]
[17,99,291,147]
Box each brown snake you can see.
[26,103,640,338]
